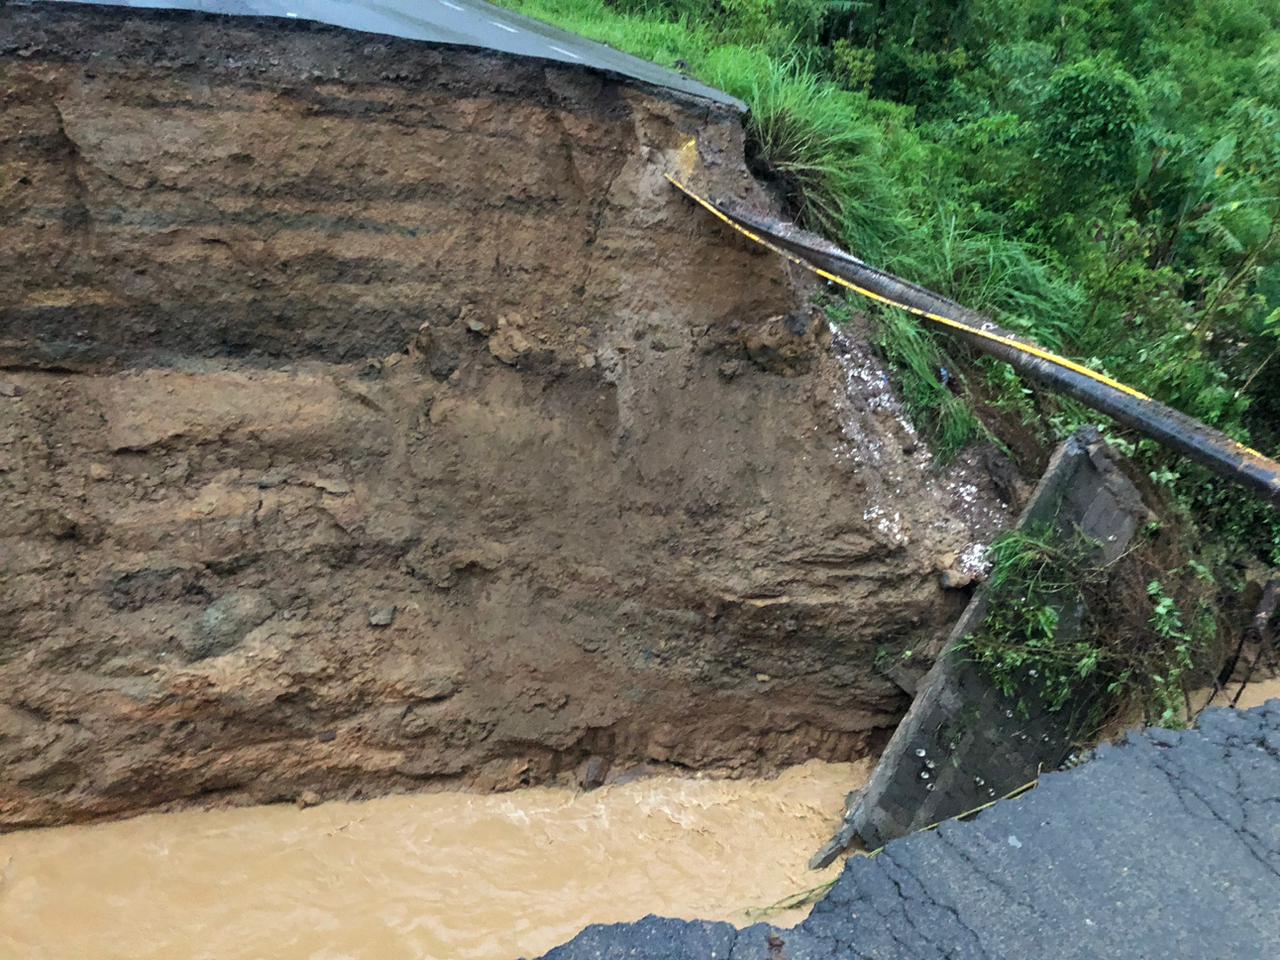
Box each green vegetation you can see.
[959,527,1108,717]
[958,524,1219,727]
[826,295,984,458]
[498,0,1280,561]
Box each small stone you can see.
[87,463,112,481]
[939,567,976,590]
[488,326,536,366]
[755,673,771,683]
[314,478,351,496]
[742,313,812,375]
[428,349,460,381]
[189,591,276,660]
[0,380,25,398]
[401,707,434,738]
[466,315,492,335]
[295,790,321,809]
[368,605,397,627]
[576,755,609,790]
[413,321,433,355]
[40,510,78,540]
[717,360,742,381]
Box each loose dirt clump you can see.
[0,5,1010,826]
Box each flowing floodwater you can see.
[0,759,871,960]
[1207,675,1280,711]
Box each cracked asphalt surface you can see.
[541,703,1280,959]
[44,0,742,107]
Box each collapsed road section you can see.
[39,0,742,108]
[542,702,1280,959]
[7,4,1276,960]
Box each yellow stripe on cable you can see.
[665,174,1151,402]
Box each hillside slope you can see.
[0,6,1010,826]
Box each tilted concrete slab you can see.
[845,429,1150,851]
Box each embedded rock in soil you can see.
[189,591,277,660]
[0,5,1008,827]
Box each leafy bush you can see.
[829,38,874,92]
[1031,58,1148,202]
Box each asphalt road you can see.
[544,702,1280,959]
[47,0,743,108]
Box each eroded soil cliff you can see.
[0,6,1010,827]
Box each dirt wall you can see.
[0,6,1010,826]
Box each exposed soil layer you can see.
[0,6,1009,827]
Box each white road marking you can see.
[438,0,464,9]
[548,45,582,60]
[488,20,519,33]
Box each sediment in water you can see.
[0,759,873,960]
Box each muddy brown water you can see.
[1206,676,1280,712]
[0,759,870,960]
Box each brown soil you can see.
[0,5,1013,828]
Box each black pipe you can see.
[704,194,1280,507]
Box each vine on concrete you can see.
[959,522,1220,729]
